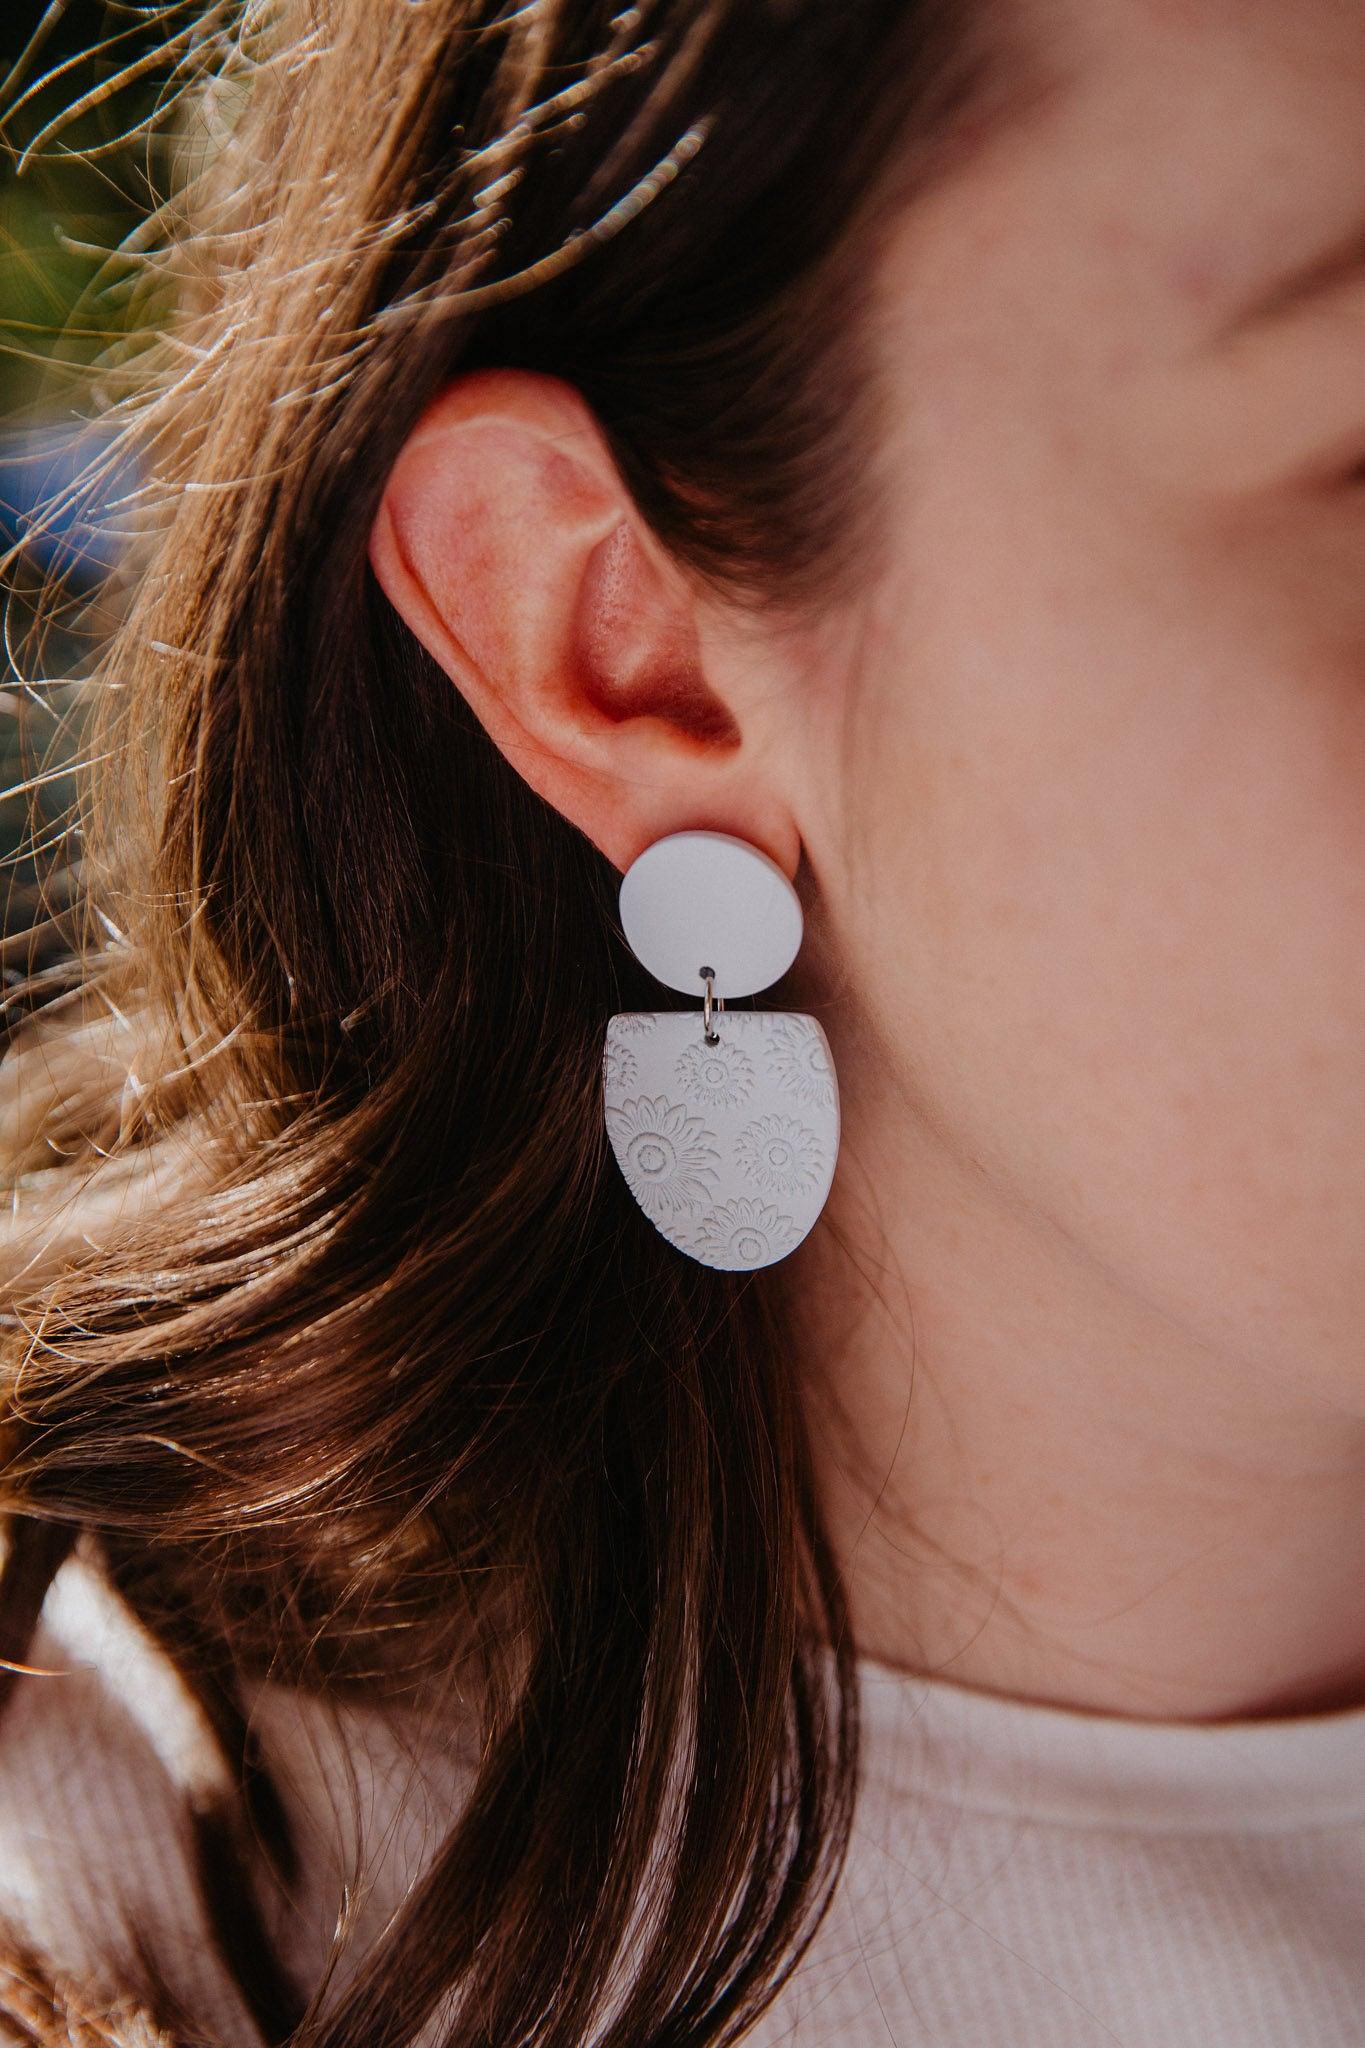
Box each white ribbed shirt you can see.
[4,1553,1365,2046]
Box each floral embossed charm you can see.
[603,1010,839,1271]
[606,831,841,1271]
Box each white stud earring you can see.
[602,830,840,1272]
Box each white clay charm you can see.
[603,832,840,1272]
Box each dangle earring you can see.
[602,830,840,1272]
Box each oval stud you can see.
[618,831,802,999]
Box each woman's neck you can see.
[789,1046,1365,1725]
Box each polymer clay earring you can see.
[602,830,840,1272]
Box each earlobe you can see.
[367,368,796,876]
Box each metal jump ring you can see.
[702,968,724,1045]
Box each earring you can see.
[602,830,840,1272]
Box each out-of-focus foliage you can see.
[1,3,185,981]
[1,3,182,409]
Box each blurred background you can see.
[1,2,176,984]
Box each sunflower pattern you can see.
[603,1011,839,1271]
[690,1199,797,1269]
[760,1014,836,1111]
[604,1095,721,1221]
[734,1113,824,1198]
[603,1037,639,1093]
[674,1035,756,1110]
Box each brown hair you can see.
[0,4,1022,2044]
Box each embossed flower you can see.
[609,1013,659,1037]
[734,1113,824,1197]
[603,1036,639,1093]
[763,1018,835,1111]
[674,1035,756,1110]
[691,1197,796,1269]
[606,1095,720,1220]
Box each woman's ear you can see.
[368,367,800,877]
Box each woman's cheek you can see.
[842,489,1365,1363]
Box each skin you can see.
[372,0,1365,1722]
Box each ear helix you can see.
[603,830,841,1272]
